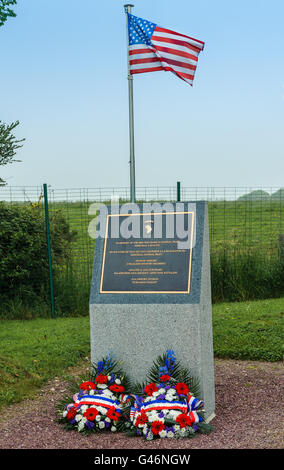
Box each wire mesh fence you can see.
[1,185,284,317]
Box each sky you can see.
[1,0,284,190]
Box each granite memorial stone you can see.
[89,201,215,421]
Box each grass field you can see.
[48,199,284,265]
[45,198,284,304]
[1,197,284,318]
[0,296,283,411]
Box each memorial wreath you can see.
[57,354,131,433]
[125,350,214,440]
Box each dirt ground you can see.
[0,359,283,450]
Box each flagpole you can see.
[124,4,136,203]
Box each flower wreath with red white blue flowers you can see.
[57,354,131,434]
[125,350,214,440]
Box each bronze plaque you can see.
[100,211,194,294]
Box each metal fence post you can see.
[43,183,55,318]
[177,181,181,202]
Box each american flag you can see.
[127,13,205,86]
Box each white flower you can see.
[168,410,180,420]
[105,417,111,423]
[77,417,87,432]
[108,376,112,381]
[62,411,67,418]
[173,424,180,431]
[143,425,148,435]
[95,415,101,422]
[159,430,167,438]
[111,426,117,432]
[98,421,105,429]
[80,405,88,413]
[101,390,115,399]
[75,414,82,422]
[167,431,175,438]
[115,379,121,385]
[97,384,107,389]
[152,391,159,398]
[78,421,84,432]
[165,395,174,402]
[158,388,165,395]
[98,407,107,415]
[148,413,160,423]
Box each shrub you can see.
[211,249,284,303]
[0,202,77,307]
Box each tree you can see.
[0,2,23,184]
[0,0,17,27]
[0,120,25,185]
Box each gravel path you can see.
[0,359,283,450]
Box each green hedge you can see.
[0,202,77,316]
[211,249,284,303]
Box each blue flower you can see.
[165,350,176,372]
[85,420,95,430]
[97,352,114,373]
[97,361,105,373]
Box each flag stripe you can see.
[155,52,198,69]
[163,66,195,80]
[131,61,164,70]
[130,53,157,62]
[129,47,155,55]
[131,59,195,77]
[151,35,202,53]
[156,56,197,71]
[130,56,161,66]
[130,42,199,59]
[154,44,199,61]
[130,55,196,72]
[174,70,195,80]
[129,44,155,52]
[131,66,165,75]
[155,26,205,48]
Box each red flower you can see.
[95,374,108,384]
[176,382,189,396]
[151,420,165,435]
[176,413,191,428]
[109,384,125,393]
[160,374,171,382]
[106,406,121,422]
[66,406,77,421]
[83,407,99,421]
[136,411,148,426]
[144,382,159,396]
[80,381,96,391]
